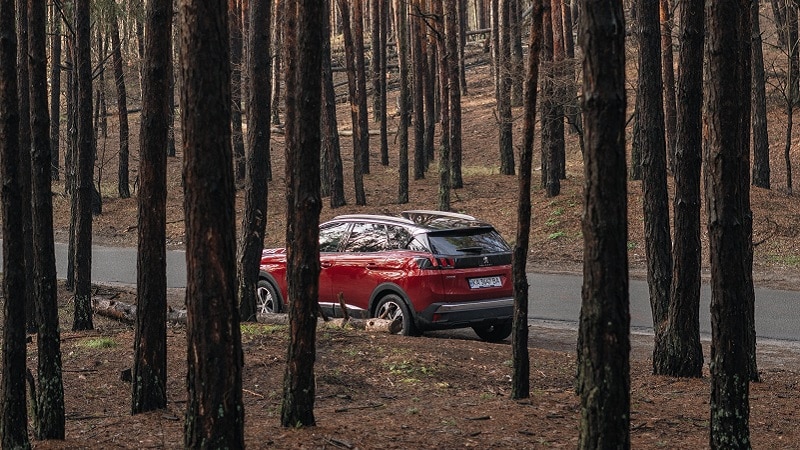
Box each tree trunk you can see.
[110,18,130,199]
[660,0,677,174]
[231,0,246,185]
[540,0,559,194]
[457,0,468,94]
[133,0,172,414]
[550,0,566,182]
[654,0,704,378]
[281,0,324,428]
[751,0,770,189]
[321,0,346,208]
[423,22,437,167]
[1,5,31,446]
[511,0,542,401]
[576,0,630,447]
[73,0,95,331]
[396,0,410,204]
[447,1,464,189]
[353,0,370,174]
[179,0,244,443]
[238,0,272,322]
[771,0,787,49]
[374,0,390,165]
[498,0,514,175]
[785,107,793,194]
[49,2,61,181]
[271,0,284,125]
[28,0,67,439]
[509,0,523,106]
[637,0,672,360]
[705,0,753,446]
[338,0,367,204]
[434,0,451,210]
[412,1,426,180]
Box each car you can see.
[257,210,515,342]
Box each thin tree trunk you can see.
[511,0,542,401]
[660,0,677,173]
[751,0,770,189]
[73,0,95,331]
[447,2,463,189]
[434,0,451,210]
[498,0,514,175]
[541,0,558,193]
[271,0,283,125]
[396,0,410,204]
[231,0,246,185]
[339,0,367,205]
[50,3,61,181]
[321,0,346,208]
[353,0,370,173]
[412,1,426,180]
[111,18,130,199]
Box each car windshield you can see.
[426,228,510,255]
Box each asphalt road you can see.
[12,243,797,343]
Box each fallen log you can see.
[92,298,401,334]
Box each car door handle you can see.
[366,263,378,270]
[321,262,332,268]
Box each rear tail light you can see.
[414,257,456,269]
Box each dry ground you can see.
[11,32,800,448]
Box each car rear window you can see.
[426,228,511,255]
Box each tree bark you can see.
[434,0,451,210]
[353,0,370,173]
[637,0,672,360]
[396,0,410,204]
[238,0,272,322]
[49,2,61,181]
[751,0,770,189]
[511,0,542,401]
[705,0,753,446]
[73,0,94,331]
[110,18,130,199]
[281,0,324,428]
[576,0,630,447]
[133,0,172,414]
[446,0,464,189]
[540,0,559,195]
[654,0,704,378]
[231,0,246,185]
[321,0,346,208]
[412,0,426,180]
[660,0,677,174]
[179,0,244,443]
[1,5,31,446]
[498,0,514,175]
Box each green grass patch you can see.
[241,323,286,336]
[548,231,566,240]
[80,337,118,349]
[768,254,800,266]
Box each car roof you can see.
[326,210,493,232]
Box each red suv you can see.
[258,210,514,341]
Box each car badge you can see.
[481,256,490,266]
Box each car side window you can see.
[319,222,350,252]
[342,223,388,252]
[387,225,413,249]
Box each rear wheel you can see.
[473,322,512,342]
[375,294,420,336]
[256,279,281,314]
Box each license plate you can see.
[468,276,502,289]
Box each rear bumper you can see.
[416,297,514,330]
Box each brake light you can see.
[437,257,455,268]
[414,257,455,269]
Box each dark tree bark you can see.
[110,18,130,199]
[457,0,468,94]
[231,0,246,185]
[30,0,66,440]
[73,0,94,331]
[423,23,437,167]
[511,0,542,401]
[281,0,324,428]
[321,0,346,208]
[133,0,172,414]
[509,0,523,105]
[637,0,672,364]
[771,0,787,49]
[372,0,390,165]
[784,3,798,195]
[705,0,753,446]
[434,0,451,210]
[353,0,370,173]
[238,0,272,322]
[562,0,582,141]
[396,0,410,204]
[550,0,566,182]
[412,1,426,180]
[660,0,677,173]
[540,0,559,194]
[576,0,630,447]
[272,0,284,125]
[18,0,37,336]
[498,0,514,175]
[446,1,464,189]
[338,0,367,204]
[50,2,61,181]
[1,5,31,446]
[752,0,770,189]
[180,0,244,444]
[654,0,704,378]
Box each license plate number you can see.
[468,276,502,289]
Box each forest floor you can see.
[11,33,800,448]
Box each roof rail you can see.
[400,210,477,222]
[331,213,415,224]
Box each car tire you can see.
[256,279,281,314]
[473,322,512,342]
[375,294,420,336]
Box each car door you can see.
[318,222,351,307]
[326,222,389,317]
